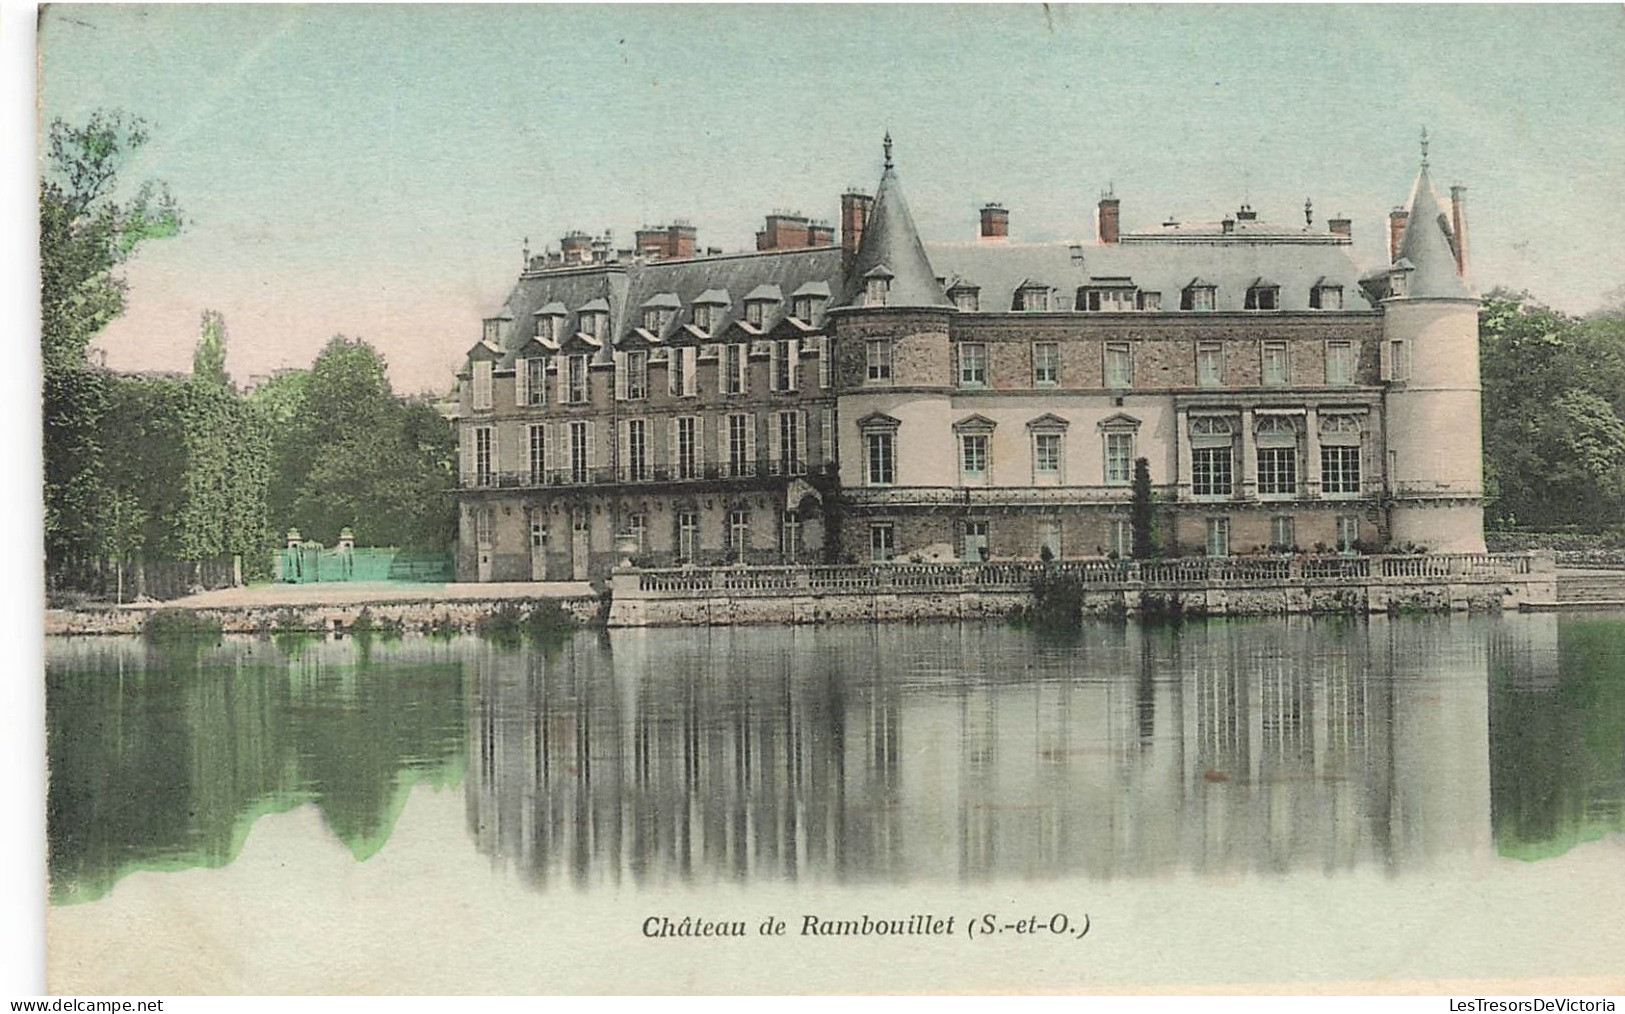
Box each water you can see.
[42,615,1625,992]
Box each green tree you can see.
[191,310,230,390]
[41,111,182,582]
[1130,456,1157,559]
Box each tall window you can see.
[776,411,804,475]
[625,350,649,399]
[472,360,493,411]
[523,357,547,406]
[1034,432,1062,480]
[1325,341,1355,387]
[1196,342,1223,388]
[1389,340,1410,382]
[962,520,990,562]
[725,344,746,395]
[1038,518,1062,560]
[527,423,545,485]
[1033,342,1059,387]
[569,420,590,483]
[1256,416,1298,496]
[866,339,893,382]
[1104,432,1134,486]
[1205,517,1231,556]
[473,426,493,487]
[1336,515,1360,552]
[675,416,699,479]
[727,413,753,477]
[474,506,494,547]
[627,512,647,553]
[1270,516,1295,553]
[677,510,698,562]
[817,336,832,389]
[1108,519,1131,557]
[960,433,989,484]
[865,431,895,486]
[958,343,988,387]
[780,510,803,563]
[1321,446,1361,495]
[567,354,589,403]
[870,523,895,563]
[1192,447,1233,497]
[1105,343,1133,388]
[727,508,751,558]
[772,339,797,392]
[625,418,648,481]
[1262,342,1289,387]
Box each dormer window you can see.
[1389,269,1410,298]
[692,304,715,332]
[536,315,561,342]
[482,319,501,344]
[1138,291,1162,311]
[1244,281,1280,311]
[1081,282,1137,312]
[953,287,979,312]
[1181,282,1216,312]
[745,300,770,327]
[1310,283,1344,310]
[580,311,607,338]
[642,307,675,332]
[865,274,891,307]
[1017,284,1051,312]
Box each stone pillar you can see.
[1240,408,1257,500]
[1305,407,1321,498]
[1175,408,1192,500]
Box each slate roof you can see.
[840,149,950,309]
[1394,165,1473,299]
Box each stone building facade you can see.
[452,137,1484,581]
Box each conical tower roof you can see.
[842,135,949,309]
[1395,162,1472,299]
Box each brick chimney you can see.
[1450,185,1469,277]
[841,190,873,264]
[635,223,697,261]
[1388,207,1409,262]
[1328,216,1352,239]
[756,212,810,251]
[979,203,1009,241]
[560,230,592,266]
[1097,194,1120,245]
[807,221,835,247]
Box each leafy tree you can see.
[191,310,230,389]
[1130,456,1157,559]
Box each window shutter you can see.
[515,357,529,407]
[489,426,500,482]
[719,348,730,394]
[744,412,757,467]
[788,338,800,391]
[769,413,783,468]
[716,414,728,469]
[739,346,750,395]
[557,357,569,403]
[583,420,596,473]
[797,410,808,471]
[618,420,631,481]
[822,407,835,467]
[769,342,781,390]
[667,350,678,396]
[684,348,698,396]
[818,337,830,390]
[614,351,629,401]
[668,417,680,477]
[459,424,474,486]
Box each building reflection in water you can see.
[465,616,1506,890]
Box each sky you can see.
[31,3,1625,396]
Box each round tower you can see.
[1381,145,1486,554]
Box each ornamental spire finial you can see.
[1420,125,1430,168]
[883,131,893,171]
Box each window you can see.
[1206,517,1231,557]
[870,523,896,563]
[866,339,893,382]
[792,296,818,322]
[1270,516,1295,552]
[1105,343,1132,388]
[727,508,750,558]
[1262,341,1289,387]
[1196,342,1223,388]
[1138,291,1162,311]
[1311,285,1344,310]
[781,510,803,563]
[569,420,590,483]
[725,343,746,395]
[668,346,698,397]
[677,510,698,562]
[865,431,895,486]
[1108,519,1131,557]
[1390,270,1410,298]
[776,411,805,475]
[627,512,647,553]
[1038,518,1062,561]
[624,418,648,481]
[1034,432,1062,480]
[1182,285,1216,311]
[1321,446,1361,495]
[1337,515,1360,552]
[727,413,754,477]
[642,308,673,332]
[528,423,546,485]
[1258,447,1298,496]
[817,336,832,390]
[1033,342,1059,387]
[1192,447,1233,497]
[536,316,560,342]
[745,300,769,327]
[675,416,699,479]
[958,343,988,387]
[580,312,606,338]
[471,360,493,411]
[692,304,715,333]
[566,354,589,403]
[483,319,500,344]
[523,357,547,406]
[771,339,797,392]
[960,433,989,484]
[1325,341,1355,387]
[865,276,889,307]
[1018,285,1051,311]
[474,506,494,546]
[952,287,980,312]
[1389,339,1410,382]
[1096,431,1131,485]
[473,425,493,487]
[1245,285,1279,311]
[962,520,990,562]
[624,350,649,399]
[1084,288,1136,312]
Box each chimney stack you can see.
[560,230,592,266]
[841,190,874,264]
[756,212,810,251]
[979,203,1009,241]
[1388,207,1409,263]
[807,221,835,247]
[1097,193,1121,245]
[1328,216,1352,239]
[636,223,698,261]
[1450,185,1469,277]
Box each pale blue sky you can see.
[37,3,1625,394]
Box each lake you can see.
[43,614,1625,993]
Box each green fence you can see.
[277,547,453,584]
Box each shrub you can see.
[142,607,222,641]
